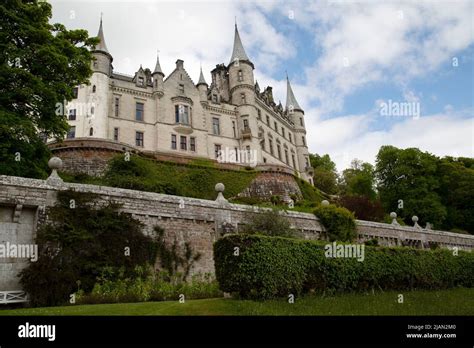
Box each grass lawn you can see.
[1,288,473,316]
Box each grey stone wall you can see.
[1,174,473,292]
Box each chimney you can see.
[176,59,184,69]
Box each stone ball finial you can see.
[215,183,225,193]
[412,215,419,223]
[48,156,63,170]
[390,212,397,219]
[321,200,330,206]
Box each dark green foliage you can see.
[297,177,325,202]
[20,190,159,307]
[364,239,379,247]
[310,153,338,195]
[338,195,384,222]
[102,155,257,200]
[214,234,474,299]
[314,204,357,242]
[242,208,293,237]
[0,0,97,178]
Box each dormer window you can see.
[179,84,185,93]
[138,77,144,87]
[212,94,218,103]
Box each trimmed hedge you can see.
[214,234,474,299]
[314,204,357,242]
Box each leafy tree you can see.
[0,0,98,178]
[375,146,446,228]
[338,195,384,222]
[309,153,338,194]
[340,159,377,200]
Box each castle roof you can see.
[153,52,164,76]
[286,75,302,111]
[197,66,207,85]
[229,24,250,65]
[94,16,109,54]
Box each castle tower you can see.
[227,23,258,161]
[152,51,165,96]
[196,66,208,103]
[286,75,313,184]
[89,16,113,139]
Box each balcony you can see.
[240,127,252,140]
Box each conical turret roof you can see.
[286,75,302,111]
[197,66,207,85]
[229,23,250,65]
[153,52,164,76]
[94,16,109,53]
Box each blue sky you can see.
[50,0,473,171]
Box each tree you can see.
[375,146,446,228]
[0,0,98,178]
[309,153,338,194]
[341,159,377,200]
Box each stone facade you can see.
[1,174,473,293]
[59,19,314,184]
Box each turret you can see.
[286,75,313,183]
[152,51,165,96]
[196,66,208,102]
[92,16,113,76]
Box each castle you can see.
[64,19,314,184]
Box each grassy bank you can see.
[1,288,472,316]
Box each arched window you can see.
[92,85,96,93]
[89,127,93,136]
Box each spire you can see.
[94,14,109,53]
[197,66,207,86]
[286,75,302,111]
[229,23,250,65]
[153,51,164,76]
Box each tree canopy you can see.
[0,0,98,178]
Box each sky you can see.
[50,0,474,171]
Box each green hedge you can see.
[214,234,474,299]
[314,204,357,242]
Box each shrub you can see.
[241,208,293,237]
[20,190,160,307]
[314,204,357,242]
[338,195,385,222]
[214,234,474,299]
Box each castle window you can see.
[175,105,190,124]
[214,144,221,159]
[136,102,144,121]
[180,136,187,150]
[212,117,220,135]
[234,147,239,162]
[240,93,246,104]
[232,121,236,138]
[190,137,196,152]
[277,144,282,160]
[266,115,270,126]
[261,138,265,151]
[114,127,119,141]
[136,131,144,147]
[292,154,296,168]
[257,109,261,120]
[68,109,76,121]
[281,127,285,138]
[179,84,185,93]
[171,134,177,149]
[115,97,120,117]
[243,118,249,129]
[238,70,243,82]
[92,85,96,93]
[269,139,274,155]
[246,146,251,158]
[89,127,93,136]
[263,157,267,163]
[72,87,78,99]
[302,136,306,146]
[289,133,292,143]
[91,106,94,115]
[300,117,304,126]
[285,149,289,164]
[93,61,97,68]
[67,126,75,139]
[138,77,144,87]
[212,94,218,103]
